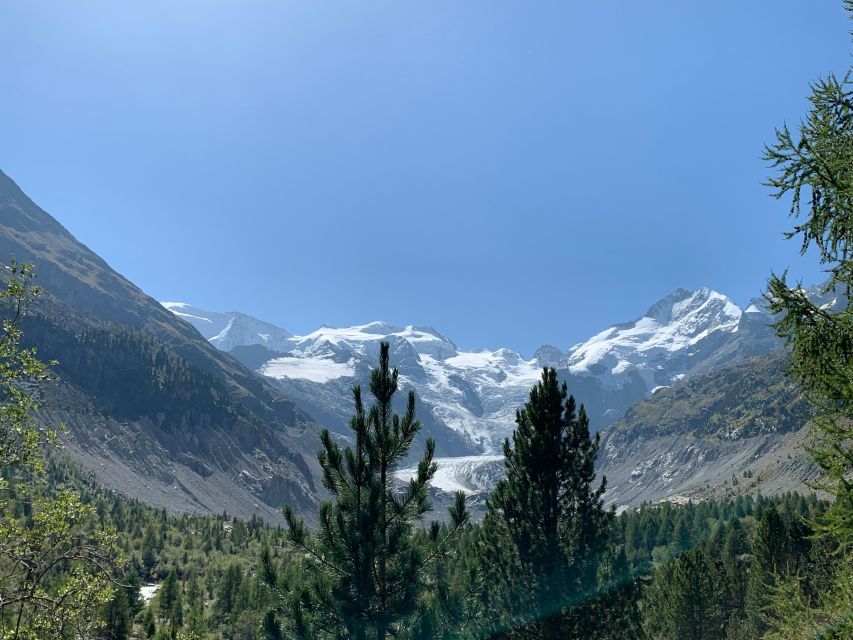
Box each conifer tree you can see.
[184,574,205,636]
[721,519,749,621]
[142,607,156,638]
[477,368,612,639]
[269,341,468,639]
[758,6,853,633]
[670,516,692,555]
[595,545,643,640]
[745,507,788,635]
[102,571,140,640]
[763,0,853,550]
[214,562,243,623]
[643,548,726,640]
[159,568,179,622]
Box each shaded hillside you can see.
[0,171,310,433]
[0,170,322,521]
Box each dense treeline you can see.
[1,436,834,640]
[19,314,244,435]
[2,448,835,640]
[2,455,291,639]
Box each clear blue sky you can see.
[0,2,847,355]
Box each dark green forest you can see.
[1,428,838,640]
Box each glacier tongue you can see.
[278,323,542,452]
[394,455,505,495]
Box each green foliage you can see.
[763,565,853,639]
[0,260,56,478]
[636,494,828,640]
[759,3,853,634]
[643,548,727,639]
[476,368,613,639]
[763,9,853,549]
[272,341,468,639]
[0,261,121,640]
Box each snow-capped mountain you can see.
[255,321,541,454]
[161,302,293,352]
[162,286,781,468]
[548,287,780,400]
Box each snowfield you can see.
[260,356,356,383]
[562,288,745,390]
[161,302,293,352]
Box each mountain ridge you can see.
[163,285,783,457]
[0,169,323,522]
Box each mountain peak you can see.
[643,288,692,322]
[533,344,564,368]
[563,286,750,390]
[160,302,293,351]
[359,320,398,334]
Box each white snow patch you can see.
[260,357,355,383]
[140,584,160,604]
[563,288,745,389]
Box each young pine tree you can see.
[745,507,789,636]
[477,368,613,639]
[643,548,727,640]
[271,341,467,639]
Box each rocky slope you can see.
[597,348,817,507]
[545,287,784,427]
[0,170,322,522]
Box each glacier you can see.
[162,286,781,497]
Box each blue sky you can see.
[0,1,848,355]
